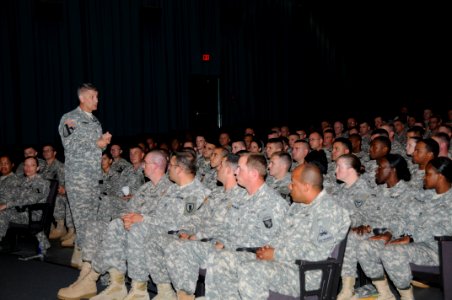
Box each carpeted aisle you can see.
[0,253,80,300]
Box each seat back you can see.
[5,179,58,248]
[408,236,452,300]
[298,231,348,300]
[268,230,349,300]
[38,179,59,236]
[438,236,452,300]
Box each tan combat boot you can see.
[91,268,127,300]
[152,283,176,300]
[61,227,75,241]
[57,269,99,300]
[124,281,150,300]
[70,245,82,269]
[372,278,396,300]
[49,219,67,239]
[337,276,355,300]
[176,290,195,300]
[68,261,92,287]
[397,286,414,300]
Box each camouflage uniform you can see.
[361,160,378,189]
[354,150,370,164]
[236,191,351,299]
[59,106,103,248]
[164,185,252,294]
[196,158,211,182]
[342,181,416,278]
[358,188,452,289]
[332,177,374,227]
[111,157,131,174]
[97,165,144,221]
[323,161,340,194]
[408,168,425,189]
[143,179,211,284]
[390,140,405,156]
[265,173,291,203]
[202,167,218,190]
[0,173,21,204]
[0,174,50,247]
[200,184,289,299]
[89,176,173,274]
[361,136,371,154]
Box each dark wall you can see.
[1,0,451,151]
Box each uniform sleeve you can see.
[7,179,50,208]
[274,206,350,262]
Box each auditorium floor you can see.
[0,238,443,300]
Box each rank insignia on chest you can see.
[263,217,273,228]
[354,199,363,207]
[185,202,196,214]
[318,226,333,242]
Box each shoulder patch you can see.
[263,216,273,228]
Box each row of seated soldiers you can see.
[0,113,451,298]
[45,127,451,300]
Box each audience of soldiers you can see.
[0,106,451,300]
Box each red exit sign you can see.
[202,54,210,61]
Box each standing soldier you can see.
[58,83,112,266]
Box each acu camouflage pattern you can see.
[0,174,50,246]
[89,176,173,277]
[97,165,144,221]
[213,183,289,250]
[206,191,350,299]
[0,173,21,204]
[139,179,211,284]
[333,177,375,227]
[110,157,131,174]
[163,185,247,293]
[358,188,452,289]
[265,173,292,203]
[59,106,104,248]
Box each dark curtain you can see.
[2,0,449,151]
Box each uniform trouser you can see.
[358,240,438,289]
[53,194,74,228]
[146,232,180,285]
[341,231,372,277]
[237,260,300,300]
[65,176,99,248]
[82,220,109,262]
[96,195,128,222]
[0,209,49,248]
[92,219,151,282]
[165,239,212,294]
[204,249,255,300]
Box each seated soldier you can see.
[165,153,289,300]
[0,157,50,252]
[205,163,350,299]
[357,157,452,300]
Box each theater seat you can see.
[269,234,348,300]
[410,236,452,300]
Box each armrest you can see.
[435,236,452,242]
[296,257,339,268]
